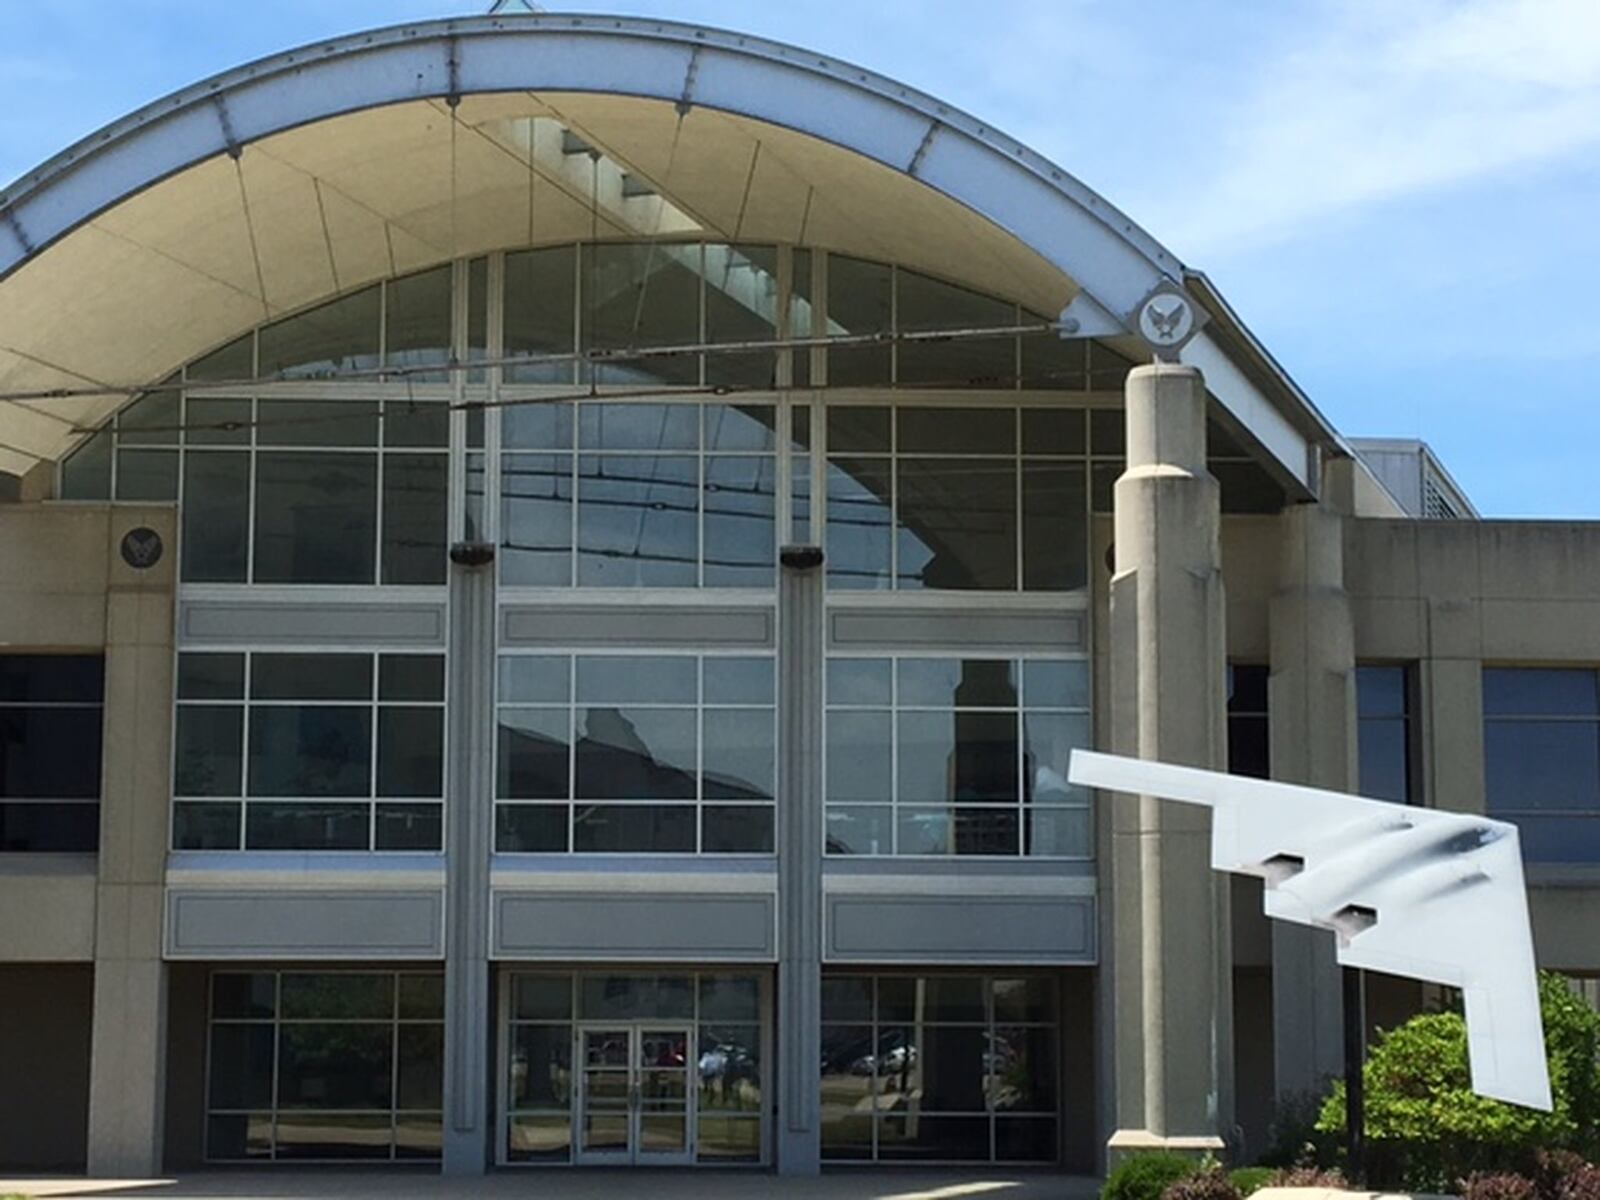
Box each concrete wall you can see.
[0,964,93,1170]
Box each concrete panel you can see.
[0,855,97,960]
[827,607,1083,653]
[1481,600,1600,662]
[1349,596,1425,660]
[825,894,1094,963]
[493,892,776,960]
[1529,884,1600,969]
[180,600,446,646]
[500,604,774,648]
[0,964,92,1170]
[166,890,445,958]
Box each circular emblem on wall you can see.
[120,527,164,570]
[1137,290,1196,349]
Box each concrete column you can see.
[1106,364,1232,1159]
[1266,486,1356,1105]
[443,555,495,1174]
[776,545,824,1175]
[88,508,177,1176]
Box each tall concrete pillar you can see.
[1107,364,1232,1159]
[1267,476,1357,1105]
[776,544,824,1175]
[88,508,177,1176]
[443,554,495,1174]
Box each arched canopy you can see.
[0,12,1335,486]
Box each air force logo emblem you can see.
[120,526,164,570]
[1133,282,1205,357]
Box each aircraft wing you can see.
[1068,749,1551,1111]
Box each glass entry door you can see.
[576,1024,693,1164]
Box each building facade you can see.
[0,12,1596,1178]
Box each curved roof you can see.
[0,12,1332,486]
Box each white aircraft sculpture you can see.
[1068,749,1552,1111]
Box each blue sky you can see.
[3,0,1598,516]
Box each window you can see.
[0,656,104,852]
[496,654,775,855]
[825,405,1091,592]
[821,974,1058,1163]
[1357,665,1413,802]
[504,971,764,1165]
[499,401,782,589]
[1227,664,1270,779]
[824,657,1091,858]
[205,970,443,1162]
[1484,668,1600,863]
[172,652,445,852]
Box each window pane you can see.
[1024,335,1088,391]
[60,429,112,499]
[274,1113,391,1160]
[705,404,777,452]
[697,1023,761,1111]
[1089,407,1125,455]
[379,655,444,702]
[576,656,697,704]
[501,453,574,586]
[878,1114,990,1161]
[252,654,371,701]
[993,977,1056,1023]
[1505,815,1600,864]
[1359,718,1410,803]
[177,653,244,700]
[174,706,243,796]
[259,287,380,379]
[505,246,577,384]
[1485,722,1600,812]
[498,709,570,800]
[385,266,452,371]
[212,971,276,1018]
[382,400,449,449]
[701,805,773,853]
[897,275,1017,388]
[496,803,568,852]
[513,975,573,1021]
[827,658,892,707]
[1024,713,1092,804]
[1021,407,1086,454]
[896,457,1017,590]
[572,803,695,852]
[703,709,774,799]
[375,803,441,851]
[996,1117,1058,1162]
[397,1024,444,1109]
[1024,806,1092,857]
[578,974,694,1019]
[182,452,249,582]
[898,805,1019,855]
[988,1029,1057,1110]
[575,709,696,799]
[703,658,773,705]
[247,707,372,796]
[382,453,447,585]
[898,407,1015,455]
[577,454,698,587]
[277,1024,392,1109]
[1356,666,1408,718]
[704,245,779,389]
[245,802,369,850]
[880,975,986,1023]
[827,406,891,454]
[0,709,103,798]
[254,452,377,584]
[510,1025,574,1108]
[1023,660,1089,710]
[897,659,1017,708]
[826,458,892,590]
[1022,461,1087,591]
[826,805,892,854]
[208,1024,275,1110]
[582,245,701,386]
[700,976,760,1021]
[504,402,574,451]
[378,708,443,797]
[172,801,240,850]
[257,399,379,448]
[827,257,892,386]
[508,1114,572,1162]
[499,656,571,704]
[280,973,393,1019]
[0,656,104,703]
[898,711,1019,803]
[826,712,891,802]
[118,390,180,446]
[187,334,252,384]
[821,977,872,1023]
[115,448,178,500]
[0,802,99,852]
[703,455,775,587]
[1484,668,1598,716]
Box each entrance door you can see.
[576,1024,693,1164]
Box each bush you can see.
[1163,1167,1240,1200]
[1102,1152,1201,1200]
[1534,1150,1589,1200]
[1317,972,1600,1190]
[1557,1163,1600,1200]
[1462,1173,1537,1200]
[1228,1167,1277,1196]
[1272,1166,1347,1188]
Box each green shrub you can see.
[1102,1151,1201,1200]
[1317,972,1600,1191]
[1462,1173,1538,1200]
[1227,1167,1276,1196]
[1163,1166,1240,1200]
